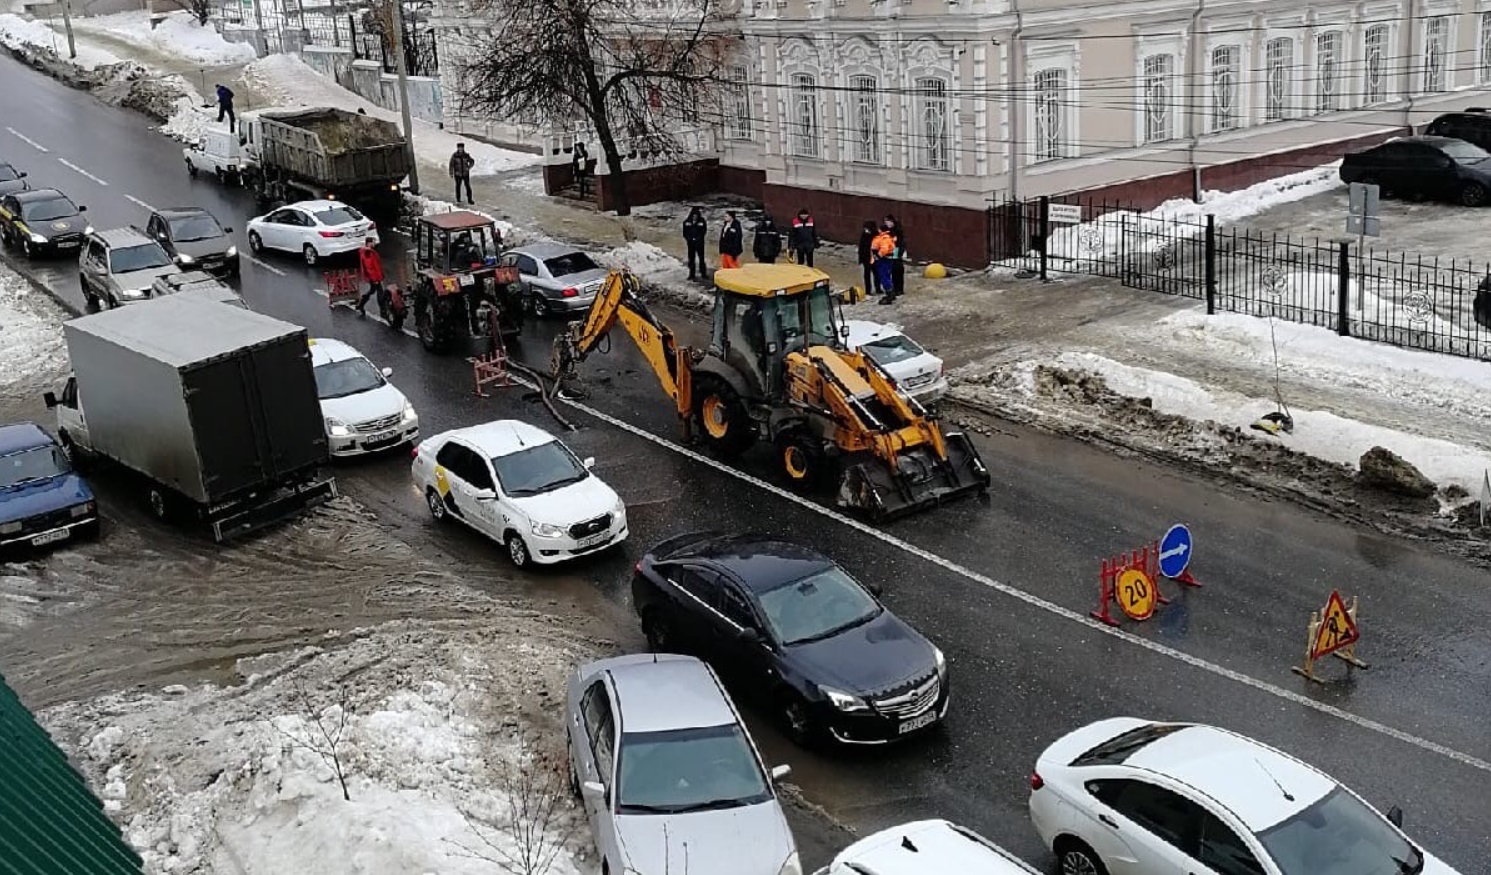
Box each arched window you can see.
[1265,37,1294,121]
[849,75,879,164]
[1315,31,1343,113]
[1143,54,1174,141]
[915,77,950,171]
[790,73,820,158]
[1364,25,1389,102]
[1032,67,1067,161]
[1211,45,1240,132]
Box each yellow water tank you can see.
[923,262,948,279]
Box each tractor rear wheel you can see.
[692,376,754,458]
[416,285,452,354]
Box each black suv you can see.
[1423,108,1491,151]
[145,207,239,278]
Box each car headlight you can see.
[934,646,947,681]
[821,686,869,712]
[225,246,237,258]
[401,401,417,422]
[29,233,46,243]
[177,253,196,264]
[83,226,94,235]
[70,501,95,518]
[325,417,351,437]
[120,287,147,298]
[531,521,565,538]
[0,521,20,534]
[778,851,802,875]
[613,497,626,517]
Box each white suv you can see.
[411,420,627,567]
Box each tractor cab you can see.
[408,211,523,353]
[708,264,844,398]
[413,211,505,276]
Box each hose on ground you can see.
[507,359,580,432]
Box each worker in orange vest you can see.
[871,223,896,304]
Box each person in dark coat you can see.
[215,84,235,132]
[719,211,743,269]
[752,213,782,264]
[449,143,476,204]
[682,207,708,281]
[788,209,818,267]
[573,142,590,198]
[857,220,878,296]
[884,214,906,300]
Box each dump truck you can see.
[43,294,337,541]
[552,264,990,520]
[240,107,409,220]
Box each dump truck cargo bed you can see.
[257,107,409,189]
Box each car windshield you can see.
[313,357,385,399]
[314,206,363,226]
[1439,139,1491,163]
[616,724,772,815]
[0,165,18,182]
[491,441,588,497]
[168,214,224,242]
[110,244,172,272]
[22,197,77,222]
[1257,787,1423,875]
[0,445,71,489]
[543,252,599,277]
[860,332,926,365]
[757,565,881,646]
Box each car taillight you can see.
[1030,771,1044,790]
[410,445,420,459]
[319,230,344,238]
[561,287,579,298]
[634,560,643,575]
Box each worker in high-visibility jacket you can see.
[871,224,897,304]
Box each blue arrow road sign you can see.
[1158,524,1193,578]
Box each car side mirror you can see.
[78,205,87,212]
[769,764,791,782]
[582,456,595,469]
[222,226,233,233]
[381,366,393,377]
[737,626,761,645]
[42,391,57,409]
[1387,806,1403,828]
[472,488,496,501]
[581,780,606,800]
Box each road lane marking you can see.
[6,127,49,152]
[247,256,286,277]
[124,194,156,212]
[58,158,108,186]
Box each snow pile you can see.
[0,12,121,68]
[160,96,212,143]
[0,265,68,400]
[71,11,255,65]
[412,193,522,243]
[599,240,711,308]
[1160,163,1343,225]
[242,54,540,175]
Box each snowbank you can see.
[0,12,121,68]
[0,265,68,401]
[242,54,540,176]
[71,11,255,65]
[599,240,712,309]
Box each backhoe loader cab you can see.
[706,263,843,399]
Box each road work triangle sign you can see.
[1311,591,1360,660]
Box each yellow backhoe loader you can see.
[551,263,990,520]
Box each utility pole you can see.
[387,0,420,194]
[61,0,77,60]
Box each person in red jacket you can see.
[357,238,385,317]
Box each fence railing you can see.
[216,0,439,76]
[987,195,1491,362]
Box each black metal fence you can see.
[988,196,1491,362]
[215,0,439,76]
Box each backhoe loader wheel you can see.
[777,433,825,491]
[692,377,753,458]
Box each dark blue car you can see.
[0,422,98,550]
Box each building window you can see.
[727,66,752,140]
[1480,14,1491,84]
[1265,37,1293,121]
[1423,16,1448,93]
[1364,24,1389,103]
[1315,31,1342,113]
[915,77,950,171]
[790,73,820,158]
[1142,54,1174,142]
[1033,67,1067,161]
[849,75,879,164]
[1211,45,1240,132]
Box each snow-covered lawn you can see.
[70,11,255,66]
[0,11,122,68]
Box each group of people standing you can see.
[682,208,905,304]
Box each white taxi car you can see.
[246,199,377,265]
[812,820,1039,875]
[309,338,418,456]
[411,420,627,567]
[843,320,947,406]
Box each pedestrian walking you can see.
[357,238,385,318]
[719,210,743,269]
[683,207,708,281]
[752,213,782,264]
[573,142,591,198]
[885,214,906,300]
[857,220,878,296]
[788,209,817,267]
[215,84,236,132]
[872,222,897,304]
[449,143,475,204]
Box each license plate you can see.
[897,711,938,735]
[31,529,69,546]
[458,273,475,286]
[57,241,80,249]
[577,530,609,549]
[366,430,399,445]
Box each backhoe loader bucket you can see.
[836,431,990,521]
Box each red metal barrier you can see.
[324,269,361,309]
[1091,545,1170,627]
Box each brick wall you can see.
[718,166,765,201]
[760,183,990,269]
[595,159,720,212]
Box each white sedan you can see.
[246,199,377,265]
[844,319,948,406]
[813,820,1039,875]
[309,338,418,456]
[1029,718,1460,875]
[411,420,627,567]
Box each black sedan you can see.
[631,532,949,746]
[1339,135,1491,206]
[145,207,239,278]
[0,188,89,258]
[0,162,28,196]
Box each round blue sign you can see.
[1158,524,1193,578]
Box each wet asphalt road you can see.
[3,56,1490,869]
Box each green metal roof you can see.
[0,673,145,875]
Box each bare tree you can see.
[185,0,212,27]
[272,681,355,801]
[452,0,738,215]
[448,752,579,875]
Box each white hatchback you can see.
[411,420,627,567]
[246,199,377,265]
[813,819,1040,875]
[1029,718,1462,875]
[843,320,947,406]
[309,338,418,456]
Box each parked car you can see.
[1028,717,1462,875]
[78,228,181,309]
[0,162,29,196]
[565,653,800,875]
[145,207,239,278]
[182,125,250,183]
[631,532,948,746]
[1339,136,1491,206]
[1422,108,1491,152]
[813,820,1040,875]
[500,242,609,315]
[844,319,948,406]
[309,337,418,457]
[150,270,245,307]
[0,188,89,258]
[411,419,627,567]
[0,421,98,550]
[246,199,377,265]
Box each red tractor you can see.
[408,211,524,354]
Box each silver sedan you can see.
[501,241,610,315]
